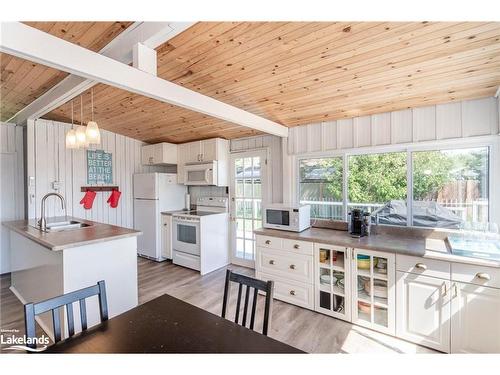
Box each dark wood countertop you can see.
[2,216,141,251]
[254,227,500,268]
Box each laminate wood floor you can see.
[0,257,436,354]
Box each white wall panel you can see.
[371,113,391,146]
[353,116,371,148]
[1,122,24,274]
[412,105,436,142]
[337,119,354,149]
[27,119,167,229]
[321,120,337,151]
[462,97,498,137]
[286,97,498,156]
[390,109,413,144]
[436,102,462,140]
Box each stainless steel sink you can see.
[43,220,92,232]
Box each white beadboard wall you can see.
[287,97,499,155]
[1,122,25,274]
[26,119,169,228]
[230,134,283,203]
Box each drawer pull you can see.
[293,244,300,249]
[476,272,491,281]
[269,260,275,265]
[289,290,296,296]
[289,264,296,270]
[415,263,427,270]
[265,240,271,245]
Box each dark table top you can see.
[44,294,303,353]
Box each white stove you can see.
[172,197,229,274]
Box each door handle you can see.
[443,282,448,297]
[265,240,271,245]
[289,290,296,296]
[289,264,296,270]
[453,283,458,298]
[269,260,275,265]
[293,244,300,249]
[415,263,427,270]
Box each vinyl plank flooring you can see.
[0,257,437,354]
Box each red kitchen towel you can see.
[107,189,121,208]
[80,190,96,210]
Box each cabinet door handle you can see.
[289,264,296,270]
[443,282,448,296]
[265,240,271,245]
[293,244,300,249]
[476,272,491,281]
[289,290,296,296]
[269,260,275,265]
[415,263,427,270]
[453,283,458,298]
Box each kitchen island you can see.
[2,216,141,340]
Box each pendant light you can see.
[65,101,78,149]
[75,95,88,148]
[85,88,101,145]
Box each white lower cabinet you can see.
[396,272,450,352]
[450,282,500,353]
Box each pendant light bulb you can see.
[65,129,78,149]
[76,125,88,148]
[86,88,101,145]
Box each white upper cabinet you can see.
[200,138,218,162]
[141,142,177,165]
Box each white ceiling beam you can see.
[1,22,289,138]
[6,21,194,124]
[133,43,157,76]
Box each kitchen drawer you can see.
[282,238,313,256]
[256,248,313,284]
[452,263,500,289]
[173,251,200,271]
[257,272,314,309]
[256,235,283,250]
[396,254,450,280]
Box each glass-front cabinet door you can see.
[351,248,396,335]
[314,243,351,321]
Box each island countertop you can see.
[2,216,141,251]
[254,227,500,268]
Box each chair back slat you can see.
[66,303,75,337]
[221,269,274,336]
[249,288,258,330]
[24,280,108,350]
[79,299,88,331]
[234,283,243,323]
[242,285,250,327]
[52,307,62,343]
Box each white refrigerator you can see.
[133,173,187,261]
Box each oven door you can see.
[173,218,201,256]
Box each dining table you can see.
[44,294,304,353]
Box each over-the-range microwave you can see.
[184,161,218,185]
[263,204,311,232]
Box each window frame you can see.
[294,135,498,228]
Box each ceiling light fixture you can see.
[85,88,101,145]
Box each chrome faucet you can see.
[38,193,66,231]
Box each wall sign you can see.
[87,149,113,184]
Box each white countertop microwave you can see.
[263,204,311,232]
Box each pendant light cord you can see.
[71,100,74,128]
[91,88,94,122]
[81,95,83,126]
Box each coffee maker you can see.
[348,209,370,238]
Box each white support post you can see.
[133,43,157,76]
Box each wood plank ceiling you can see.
[0,21,132,121]
[3,22,500,143]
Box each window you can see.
[412,147,489,229]
[299,157,343,220]
[348,152,407,225]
